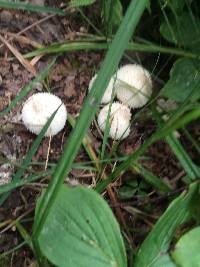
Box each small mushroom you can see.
[88,74,116,104]
[98,102,131,140]
[115,64,152,109]
[21,92,67,137]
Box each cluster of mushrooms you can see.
[89,64,152,140]
[21,64,152,141]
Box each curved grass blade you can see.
[24,41,199,59]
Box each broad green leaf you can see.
[36,185,127,267]
[160,58,200,102]
[134,182,200,267]
[172,227,200,267]
[160,12,200,52]
[147,254,177,267]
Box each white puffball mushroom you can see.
[98,102,131,140]
[22,92,67,137]
[88,74,116,104]
[115,64,152,109]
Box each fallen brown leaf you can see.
[0,34,37,76]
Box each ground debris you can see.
[0,163,12,186]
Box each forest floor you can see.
[0,1,199,266]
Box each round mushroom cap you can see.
[116,64,152,109]
[22,92,67,137]
[98,102,131,140]
[88,74,116,104]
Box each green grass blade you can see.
[183,128,200,155]
[24,42,109,58]
[67,113,99,167]
[152,105,200,181]
[0,193,10,206]
[0,1,66,15]
[132,163,172,192]
[16,221,33,250]
[33,0,149,256]
[166,134,200,180]
[100,89,116,168]
[0,58,56,117]
[69,0,96,8]
[24,41,199,59]
[134,182,200,267]
[0,171,51,195]
[0,241,26,260]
